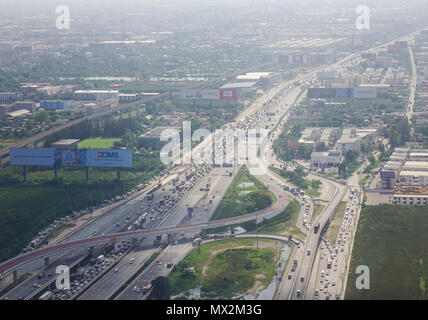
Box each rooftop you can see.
[51,139,80,147]
[220,82,257,89]
[404,161,428,167]
[400,170,428,176]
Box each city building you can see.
[51,139,80,149]
[310,150,343,169]
[119,93,140,103]
[219,82,257,96]
[298,127,339,145]
[398,171,428,186]
[40,100,69,110]
[236,72,279,85]
[74,90,119,101]
[336,136,361,154]
[392,185,428,205]
[0,105,8,117]
[408,150,428,161]
[0,92,22,102]
[12,101,36,113]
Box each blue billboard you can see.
[54,148,86,166]
[380,171,395,179]
[10,148,133,168]
[10,148,55,166]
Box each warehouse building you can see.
[220,82,257,97]
[119,93,140,103]
[392,186,428,205]
[74,90,119,101]
[40,100,69,110]
[0,92,22,102]
[408,151,428,161]
[310,150,343,169]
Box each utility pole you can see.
[256,210,259,251]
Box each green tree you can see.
[151,276,170,300]
[33,110,49,122]
[315,142,328,152]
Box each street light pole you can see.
[256,210,259,251]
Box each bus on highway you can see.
[314,222,320,233]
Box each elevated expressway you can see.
[0,182,290,277]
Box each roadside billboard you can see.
[10,148,54,166]
[54,148,86,166]
[380,171,395,179]
[86,149,133,168]
[171,89,219,100]
[10,148,133,168]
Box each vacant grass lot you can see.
[346,205,428,300]
[78,137,121,149]
[256,200,304,239]
[210,167,274,221]
[168,238,276,298]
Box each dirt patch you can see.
[247,279,265,296]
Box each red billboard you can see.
[220,88,237,100]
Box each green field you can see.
[78,137,121,149]
[346,205,428,300]
[168,238,277,299]
[256,200,304,238]
[209,167,274,222]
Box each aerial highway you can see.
[2,28,424,301]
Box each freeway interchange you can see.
[0,31,421,300]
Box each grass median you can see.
[209,166,274,222]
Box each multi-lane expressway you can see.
[2,28,425,300]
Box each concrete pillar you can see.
[89,246,94,258]
[13,270,18,284]
[44,257,50,267]
[167,234,173,243]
